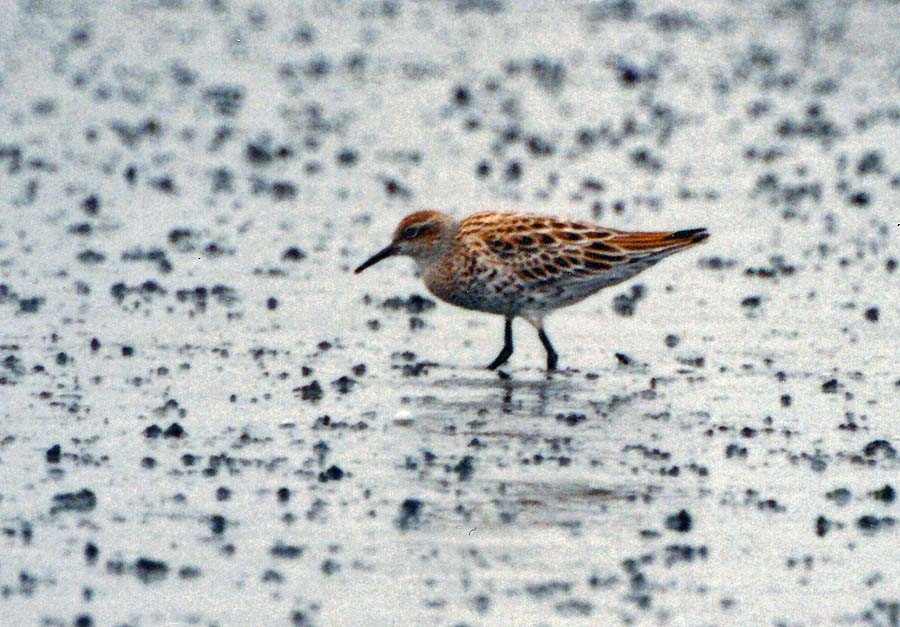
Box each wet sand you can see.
[1,1,898,625]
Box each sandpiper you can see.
[356,211,709,370]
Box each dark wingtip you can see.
[668,228,709,243]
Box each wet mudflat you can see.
[1,1,898,625]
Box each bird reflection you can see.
[409,371,572,419]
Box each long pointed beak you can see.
[355,244,398,274]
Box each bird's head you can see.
[355,210,457,274]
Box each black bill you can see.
[354,244,398,274]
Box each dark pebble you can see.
[331,376,356,394]
[848,191,870,205]
[504,161,522,181]
[825,488,852,506]
[864,307,879,322]
[556,413,587,426]
[336,149,358,166]
[664,544,707,566]
[452,456,475,481]
[318,465,344,482]
[382,294,435,314]
[299,380,323,401]
[758,499,785,512]
[163,423,186,438]
[863,439,896,458]
[81,194,100,215]
[270,542,304,559]
[291,612,311,626]
[699,256,736,270]
[857,515,895,533]
[321,559,341,575]
[618,65,642,85]
[665,510,693,533]
[630,147,662,172]
[409,315,425,330]
[84,542,99,563]
[134,557,169,583]
[612,285,646,317]
[282,247,306,261]
[856,151,883,175]
[870,485,895,503]
[150,176,176,194]
[19,297,44,313]
[384,178,411,198]
[271,181,296,200]
[209,514,227,534]
[261,569,283,583]
[144,425,163,438]
[204,85,244,116]
[51,489,97,514]
[741,296,762,308]
[212,168,232,193]
[527,135,554,156]
[46,444,61,463]
[453,85,470,105]
[396,498,423,530]
[246,142,273,164]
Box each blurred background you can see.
[1,1,898,625]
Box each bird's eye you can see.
[402,226,420,239]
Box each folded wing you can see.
[461,213,707,292]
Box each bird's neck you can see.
[414,226,458,275]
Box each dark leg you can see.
[487,317,514,370]
[537,328,559,370]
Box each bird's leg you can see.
[536,326,559,371]
[487,317,514,370]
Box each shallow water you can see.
[1,1,898,625]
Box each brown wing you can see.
[459,213,707,286]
